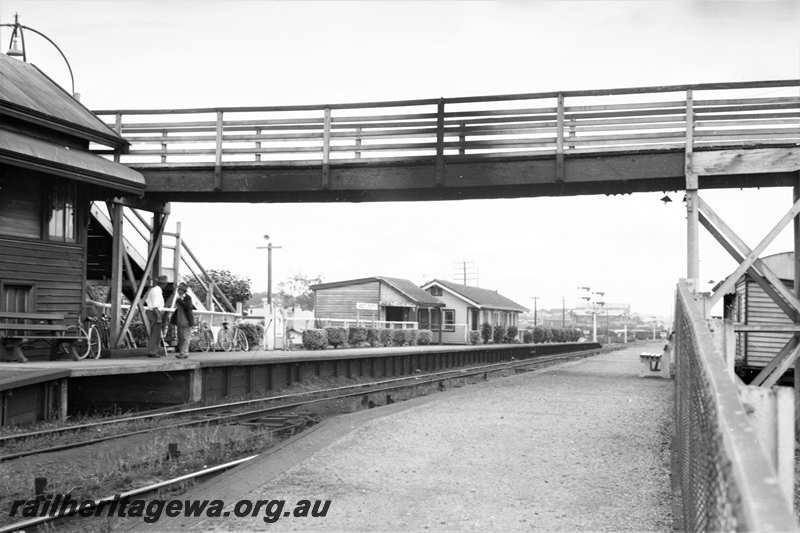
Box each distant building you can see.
[311,276,444,329]
[420,279,528,344]
[720,251,794,372]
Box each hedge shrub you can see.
[406,329,418,346]
[379,328,393,347]
[480,322,492,344]
[469,330,481,345]
[506,325,519,343]
[302,328,328,350]
[417,329,433,345]
[391,329,406,346]
[366,327,379,347]
[525,327,583,344]
[522,330,533,344]
[492,325,506,344]
[348,327,367,346]
[325,327,347,348]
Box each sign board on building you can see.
[356,302,378,311]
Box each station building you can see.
[421,279,528,343]
[0,54,145,331]
[312,276,527,344]
[312,276,445,328]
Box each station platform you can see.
[144,342,672,532]
[1,343,598,420]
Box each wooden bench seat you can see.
[0,312,84,363]
[639,352,663,371]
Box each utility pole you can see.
[256,235,282,307]
[530,296,539,327]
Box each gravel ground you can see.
[127,343,674,532]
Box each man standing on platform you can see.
[144,275,168,357]
[171,282,195,359]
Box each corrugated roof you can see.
[0,128,145,194]
[427,279,529,312]
[0,55,124,147]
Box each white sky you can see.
[2,0,799,318]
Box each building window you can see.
[0,173,42,239]
[443,309,455,332]
[429,286,443,297]
[47,181,77,243]
[1,282,34,312]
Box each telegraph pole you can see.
[256,235,282,306]
[530,296,539,327]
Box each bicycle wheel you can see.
[87,324,102,359]
[233,329,249,352]
[68,325,92,360]
[219,328,234,352]
[197,328,213,352]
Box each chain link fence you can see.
[674,281,797,532]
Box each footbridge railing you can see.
[674,280,798,532]
[92,80,799,171]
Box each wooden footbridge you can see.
[92,80,799,203]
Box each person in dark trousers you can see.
[144,275,168,357]
[170,282,195,359]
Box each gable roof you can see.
[0,54,125,148]
[311,276,444,307]
[379,276,443,307]
[424,279,529,312]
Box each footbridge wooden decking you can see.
[91,80,800,203]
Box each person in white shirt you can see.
[144,275,168,357]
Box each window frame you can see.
[443,309,455,332]
[45,180,78,243]
[0,280,36,312]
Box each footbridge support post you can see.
[684,89,699,293]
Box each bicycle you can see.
[217,319,249,352]
[65,317,102,360]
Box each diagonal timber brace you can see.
[752,337,800,387]
[707,195,800,309]
[115,211,170,347]
[700,213,798,319]
[697,196,800,318]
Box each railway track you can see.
[0,346,604,533]
[0,347,601,462]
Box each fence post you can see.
[322,107,331,188]
[435,98,445,186]
[161,128,167,163]
[255,127,261,162]
[114,112,122,163]
[556,92,565,181]
[458,121,466,155]
[354,126,362,159]
[214,110,223,191]
[739,385,795,509]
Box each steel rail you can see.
[0,453,260,533]
[0,348,600,462]
[0,347,603,532]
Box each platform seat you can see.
[0,312,84,363]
